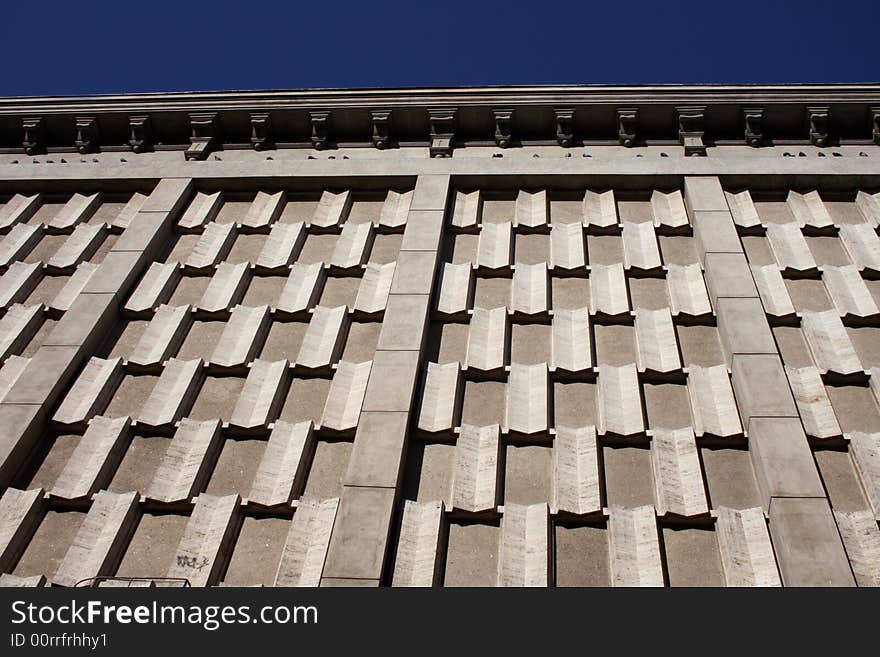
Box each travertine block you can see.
[311,190,352,228]
[129,304,192,367]
[378,189,412,228]
[49,193,101,231]
[452,423,500,512]
[506,363,548,434]
[855,190,880,228]
[296,305,348,370]
[849,432,880,520]
[666,264,711,318]
[321,360,372,431]
[275,497,339,587]
[751,264,796,318]
[125,262,180,314]
[550,222,585,270]
[769,497,855,586]
[0,261,41,308]
[0,487,43,573]
[0,574,46,587]
[589,263,629,318]
[330,221,373,269]
[255,221,305,271]
[249,420,315,506]
[622,221,662,272]
[51,416,130,499]
[724,190,761,229]
[608,505,664,587]
[597,363,644,436]
[749,417,825,508]
[229,359,289,430]
[0,194,42,231]
[198,262,249,313]
[0,355,29,402]
[53,490,139,587]
[477,221,512,270]
[872,368,880,408]
[354,262,396,314]
[651,190,689,230]
[465,307,507,372]
[183,222,236,271]
[651,427,707,517]
[787,190,833,231]
[0,223,41,267]
[137,358,202,428]
[515,190,548,228]
[392,500,444,587]
[730,354,797,422]
[801,310,862,376]
[178,192,223,230]
[112,192,148,230]
[552,425,601,515]
[582,189,617,229]
[147,418,223,503]
[167,493,240,587]
[715,506,781,587]
[499,503,549,587]
[833,509,880,587]
[551,307,592,372]
[766,223,817,274]
[511,262,548,315]
[784,366,841,438]
[635,307,681,375]
[451,190,481,228]
[210,305,271,368]
[50,262,98,313]
[53,357,123,426]
[276,262,325,315]
[418,361,460,432]
[436,262,472,316]
[47,223,105,270]
[822,265,879,319]
[838,223,880,275]
[0,304,42,362]
[242,191,284,229]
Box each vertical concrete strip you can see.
[0,178,192,485]
[323,175,448,586]
[684,176,854,586]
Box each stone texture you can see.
[249,420,315,507]
[634,307,681,375]
[848,431,880,520]
[229,359,288,430]
[166,493,240,587]
[506,363,548,434]
[651,190,689,230]
[211,305,271,368]
[296,305,348,369]
[589,263,629,318]
[418,361,460,432]
[785,366,841,438]
[466,306,507,371]
[277,262,325,314]
[551,307,592,372]
[666,264,711,318]
[622,221,662,271]
[552,425,601,515]
[715,506,781,587]
[451,190,481,228]
[833,509,880,587]
[766,223,817,274]
[499,503,549,586]
[392,500,444,587]
[822,265,879,319]
[597,364,644,436]
[801,310,862,376]
[608,505,664,587]
[651,427,708,517]
[138,358,203,428]
[748,417,825,509]
[51,416,130,499]
[49,193,101,231]
[477,221,512,270]
[242,191,284,229]
[146,418,222,503]
[751,264,796,318]
[321,360,372,431]
[0,487,43,573]
[436,262,472,315]
[275,497,339,586]
[725,190,761,229]
[731,354,798,422]
[452,423,500,512]
[179,192,223,230]
[53,356,122,426]
[322,486,395,580]
[839,223,880,274]
[311,191,352,228]
[769,497,855,587]
[0,193,42,231]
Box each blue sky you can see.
[2,0,874,96]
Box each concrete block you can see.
[731,354,797,422]
[692,211,743,259]
[715,506,781,586]
[683,176,727,212]
[354,262,395,314]
[166,493,240,587]
[725,190,762,229]
[583,190,618,228]
[418,361,460,433]
[703,253,758,304]
[2,345,81,406]
[344,411,408,488]
[514,190,548,228]
[51,416,130,499]
[0,487,44,573]
[769,497,855,586]
[451,191,481,228]
[49,263,98,313]
[111,210,174,257]
[511,262,549,315]
[552,425,601,515]
[140,178,193,214]
[322,486,396,580]
[410,175,450,211]
[499,503,549,586]
[399,210,444,252]
[551,307,592,373]
[275,497,338,586]
[687,364,742,438]
[82,249,148,297]
[44,292,117,350]
[550,222,585,270]
[361,350,420,413]
[622,221,662,272]
[651,427,708,517]
[392,500,444,587]
[716,297,776,361]
[0,403,46,484]
[651,190,689,230]
[321,360,372,431]
[608,505,664,587]
[378,190,412,228]
[249,420,315,507]
[833,509,880,587]
[748,416,825,510]
[390,250,438,296]
[666,264,712,319]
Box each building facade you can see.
[0,85,878,587]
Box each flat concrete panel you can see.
[344,411,408,488]
[361,350,420,413]
[703,252,758,304]
[731,354,797,423]
[376,295,429,351]
[400,210,444,252]
[683,176,728,212]
[692,210,743,259]
[410,175,450,211]
[322,485,396,580]
[716,297,776,360]
[769,497,855,587]
[390,251,438,296]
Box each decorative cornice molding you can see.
[493,109,513,148]
[743,108,764,147]
[428,108,455,158]
[555,109,574,147]
[677,106,706,156]
[371,110,393,149]
[807,106,829,147]
[128,114,152,153]
[22,117,45,155]
[250,112,272,151]
[872,107,880,146]
[617,108,637,147]
[185,112,218,160]
[75,116,99,154]
[309,111,330,150]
